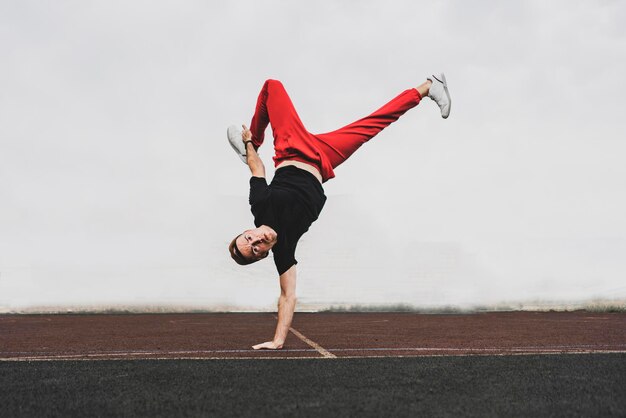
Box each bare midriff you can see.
[276,160,323,184]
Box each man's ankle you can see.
[417,80,432,98]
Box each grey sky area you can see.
[1,1,625,311]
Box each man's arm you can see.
[252,265,297,350]
[242,125,265,178]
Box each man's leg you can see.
[315,81,431,169]
[249,79,308,149]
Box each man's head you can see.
[228,225,278,265]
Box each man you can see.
[227,75,451,349]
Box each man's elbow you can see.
[249,162,265,177]
[280,293,297,304]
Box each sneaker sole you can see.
[227,126,248,164]
[440,73,451,119]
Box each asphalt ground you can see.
[1,312,625,416]
[2,354,625,417]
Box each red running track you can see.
[1,311,625,361]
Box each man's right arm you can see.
[252,265,297,350]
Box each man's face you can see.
[235,225,278,261]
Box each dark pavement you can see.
[2,354,625,417]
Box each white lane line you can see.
[2,344,626,358]
[288,327,337,358]
[5,348,625,360]
[2,350,626,362]
[0,349,316,356]
[329,345,626,352]
[2,344,626,357]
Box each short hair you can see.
[229,234,256,266]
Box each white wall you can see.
[1,0,625,311]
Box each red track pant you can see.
[249,79,422,182]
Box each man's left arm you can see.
[242,125,265,178]
[252,265,297,350]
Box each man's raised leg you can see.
[228,79,308,164]
[249,79,308,149]
[314,76,450,169]
[314,85,423,169]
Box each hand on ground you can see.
[252,341,283,350]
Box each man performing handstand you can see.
[227,75,451,349]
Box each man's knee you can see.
[265,78,282,85]
[264,79,284,91]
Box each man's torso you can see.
[249,166,326,275]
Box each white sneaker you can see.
[227,125,248,164]
[427,73,451,119]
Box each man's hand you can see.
[242,124,252,142]
[242,124,265,178]
[252,340,284,350]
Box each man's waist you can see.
[275,160,323,184]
